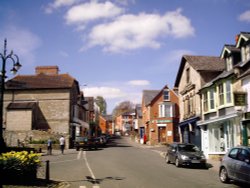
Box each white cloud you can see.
[83,86,126,99]
[65,1,124,25]
[86,8,195,52]
[127,80,150,86]
[239,10,250,23]
[0,26,41,66]
[45,0,78,14]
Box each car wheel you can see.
[219,167,230,183]
[175,158,180,167]
[76,147,79,151]
[165,154,170,164]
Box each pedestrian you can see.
[47,138,52,155]
[59,135,65,154]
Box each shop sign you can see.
[157,119,172,123]
[234,92,246,106]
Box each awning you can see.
[179,116,200,127]
[197,113,238,126]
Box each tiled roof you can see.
[5,73,76,90]
[7,102,37,109]
[175,55,225,87]
[142,90,160,106]
[183,55,225,71]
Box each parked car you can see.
[165,143,207,168]
[219,146,250,185]
[74,136,98,151]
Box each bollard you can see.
[46,160,50,182]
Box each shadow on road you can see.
[66,176,126,185]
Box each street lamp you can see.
[0,39,21,153]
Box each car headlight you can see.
[180,155,189,160]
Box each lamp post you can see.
[0,39,21,153]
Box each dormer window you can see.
[241,44,250,62]
[226,56,233,71]
[163,89,170,101]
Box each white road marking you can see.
[79,186,86,188]
[83,151,96,179]
[77,150,82,160]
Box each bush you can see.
[0,151,41,183]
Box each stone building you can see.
[174,55,225,149]
[3,66,89,148]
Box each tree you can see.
[112,100,134,117]
[95,96,107,115]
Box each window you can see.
[203,92,208,112]
[226,56,233,71]
[228,148,239,159]
[241,45,250,62]
[209,88,215,110]
[186,68,190,84]
[219,83,224,106]
[225,80,232,103]
[159,103,174,117]
[163,89,170,101]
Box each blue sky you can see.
[0,0,250,113]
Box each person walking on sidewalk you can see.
[59,135,65,154]
[47,138,52,155]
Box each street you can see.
[41,137,243,188]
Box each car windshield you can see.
[178,144,199,152]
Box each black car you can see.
[219,146,250,185]
[165,143,207,168]
[74,136,98,151]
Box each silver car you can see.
[219,146,250,184]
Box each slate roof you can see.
[5,73,76,90]
[201,70,234,90]
[174,55,225,87]
[142,90,160,106]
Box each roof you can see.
[174,55,225,87]
[101,115,113,121]
[5,73,77,90]
[7,102,37,110]
[220,44,241,58]
[142,90,160,106]
[236,31,250,48]
[201,70,234,90]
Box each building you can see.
[141,86,179,145]
[115,112,135,135]
[99,114,113,134]
[142,90,160,144]
[174,55,225,149]
[198,32,250,159]
[3,66,89,148]
[133,104,142,142]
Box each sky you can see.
[0,0,250,114]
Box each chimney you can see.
[35,66,59,75]
[235,34,240,44]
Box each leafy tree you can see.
[95,96,107,115]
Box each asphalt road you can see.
[40,137,246,188]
